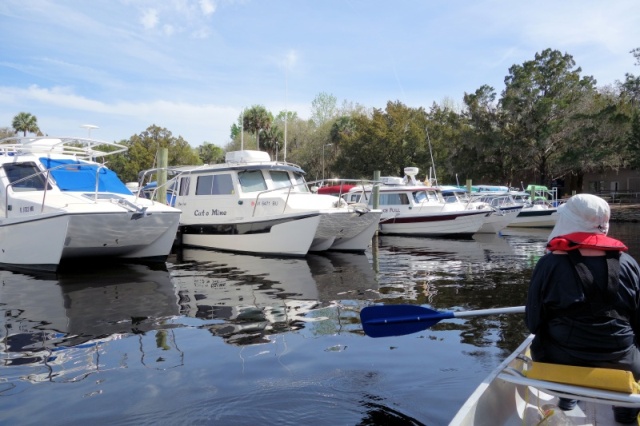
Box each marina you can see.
[1,223,640,424]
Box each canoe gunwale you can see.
[498,368,640,408]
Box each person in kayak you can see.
[525,193,640,423]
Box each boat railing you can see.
[135,167,185,206]
[251,182,308,216]
[308,178,377,198]
[0,136,128,161]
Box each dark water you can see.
[1,223,639,425]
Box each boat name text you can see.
[194,209,227,216]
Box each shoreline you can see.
[609,204,640,223]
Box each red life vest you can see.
[547,232,628,252]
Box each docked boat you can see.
[0,136,182,272]
[471,187,559,229]
[450,334,640,425]
[142,150,382,257]
[440,186,523,233]
[342,168,490,237]
[509,203,559,228]
[509,185,560,228]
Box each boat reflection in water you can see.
[1,263,179,383]
[171,248,378,345]
[378,233,515,261]
[374,233,519,303]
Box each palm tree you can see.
[12,112,40,136]
[242,105,272,150]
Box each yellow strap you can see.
[525,362,640,394]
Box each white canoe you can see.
[450,334,640,425]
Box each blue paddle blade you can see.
[360,305,454,338]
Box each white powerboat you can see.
[343,168,489,237]
[144,150,382,256]
[440,187,523,233]
[507,186,560,228]
[0,136,181,272]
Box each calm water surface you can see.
[2,223,639,425]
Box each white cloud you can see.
[163,24,176,37]
[199,0,216,16]
[140,8,159,30]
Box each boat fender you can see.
[354,207,368,216]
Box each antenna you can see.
[425,126,438,186]
[81,124,99,138]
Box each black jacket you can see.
[526,250,640,364]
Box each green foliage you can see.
[310,92,337,126]
[12,112,40,136]
[500,49,597,184]
[108,125,201,183]
[198,142,225,164]
[332,102,432,180]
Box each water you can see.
[2,223,639,425]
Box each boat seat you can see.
[527,362,640,394]
[499,361,640,408]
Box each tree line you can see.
[4,47,640,190]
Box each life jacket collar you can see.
[547,232,628,252]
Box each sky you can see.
[1,0,639,148]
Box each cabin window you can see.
[270,171,291,189]
[2,162,51,191]
[195,174,234,195]
[238,170,267,192]
[293,173,309,193]
[413,191,427,203]
[426,191,439,201]
[179,176,190,196]
[379,193,409,205]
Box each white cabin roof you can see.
[225,150,271,163]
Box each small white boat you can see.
[450,334,640,425]
[470,189,559,229]
[142,150,382,257]
[440,187,523,233]
[509,203,559,228]
[507,186,560,228]
[0,136,182,272]
[343,168,489,237]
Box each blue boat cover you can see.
[40,158,132,195]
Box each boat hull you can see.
[311,210,382,252]
[61,211,180,261]
[179,214,321,256]
[476,206,523,233]
[0,213,70,272]
[507,207,558,228]
[378,210,489,237]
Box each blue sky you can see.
[1,0,639,147]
